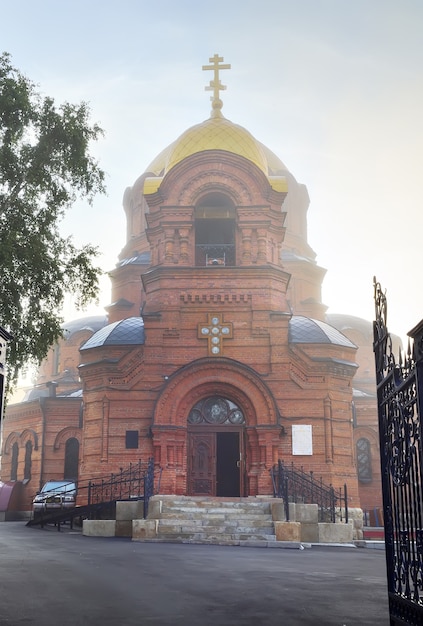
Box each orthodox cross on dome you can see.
[202,53,231,118]
[198,313,233,356]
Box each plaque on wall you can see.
[292,424,313,455]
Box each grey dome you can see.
[62,315,108,338]
[80,317,145,350]
[289,316,356,348]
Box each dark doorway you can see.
[64,438,79,480]
[188,428,244,497]
[216,431,240,497]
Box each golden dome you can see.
[144,54,288,195]
[144,115,288,195]
[146,116,287,177]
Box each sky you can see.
[1,0,423,344]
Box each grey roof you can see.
[281,250,315,264]
[117,252,151,267]
[23,387,83,402]
[62,315,109,339]
[0,326,13,341]
[289,316,356,347]
[326,313,373,339]
[80,317,145,350]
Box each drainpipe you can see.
[39,398,47,491]
[38,382,57,489]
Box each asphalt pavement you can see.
[0,522,390,625]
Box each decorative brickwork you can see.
[0,95,382,517]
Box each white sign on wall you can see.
[292,424,313,455]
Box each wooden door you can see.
[188,432,216,496]
[188,428,245,496]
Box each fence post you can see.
[344,484,348,524]
[284,477,289,521]
[330,486,335,523]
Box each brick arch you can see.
[354,426,379,450]
[178,171,252,206]
[158,152,271,207]
[2,431,20,454]
[20,429,39,451]
[153,358,279,428]
[53,427,82,451]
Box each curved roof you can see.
[146,115,288,179]
[62,315,108,339]
[326,314,374,340]
[80,317,145,351]
[117,252,151,268]
[289,316,356,347]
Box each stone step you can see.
[158,509,273,520]
[158,518,274,531]
[147,496,277,545]
[160,499,272,510]
[156,530,276,542]
[157,523,274,536]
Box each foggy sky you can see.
[1,0,422,342]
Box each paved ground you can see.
[0,522,390,625]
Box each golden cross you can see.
[202,54,231,116]
[198,313,233,356]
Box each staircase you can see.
[147,495,276,545]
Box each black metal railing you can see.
[270,460,348,523]
[28,458,161,529]
[373,278,423,624]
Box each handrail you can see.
[28,458,160,529]
[270,460,348,523]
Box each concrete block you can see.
[318,522,353,543]
[83,519,116,537]
[292,503,319,523]
[116,500,145,521]
[300,523,319,543]
[132,519,157,541]
[270,501,287,521]
[274,521,301,542]
[115,520,132,537]
[147,499,162,518]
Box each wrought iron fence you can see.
[87,458,159,518]
[270,459,348,523]
[373,278,423,624]
[28,458,161,529]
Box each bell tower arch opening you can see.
[195,192,236,266]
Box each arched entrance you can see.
[187,396,246,497]
[152,357,281,496]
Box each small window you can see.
[11,442,19,481]
[64,438,79,480]
[125,430,139,449]
[357,438,372,483]
[24,441,32,481]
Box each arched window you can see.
[64,438,79,480]
[356,438,372,483]
[11,442,18,481]
[188,396,245,425]
[24,441,32,481]
[195,193,236,266]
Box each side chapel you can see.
[0,56,382,516]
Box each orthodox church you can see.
[0,56,382,518]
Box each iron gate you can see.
[373,278,423,624]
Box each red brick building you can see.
[0,57,382,516]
